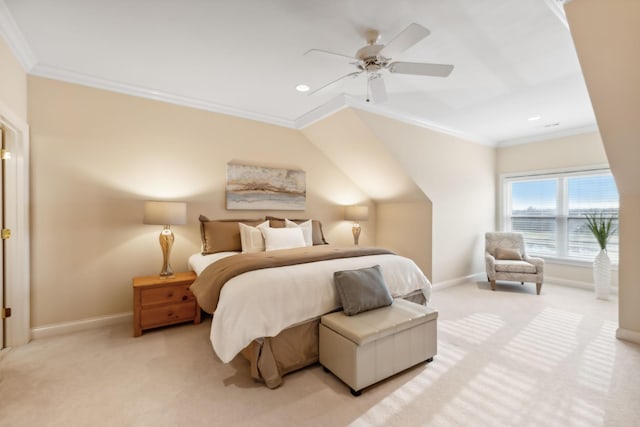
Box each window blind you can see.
[504,171,619,263]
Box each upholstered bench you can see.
[319,298,438,396]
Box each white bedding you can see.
[188,251,432,363]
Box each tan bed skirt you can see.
[239,290,427,389]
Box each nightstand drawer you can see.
[133,271,200,337]
[140,302,197,328]
[140,284,194,307]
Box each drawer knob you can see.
[167,292,174,298]
[167,311,173,317]
[182,295,188,301]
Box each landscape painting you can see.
[226,163,306,210]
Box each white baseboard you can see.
[546,276,619,295]
[431,273,620,296]
[546,276,593,291]
[31,312,133,340]
[432,273,485,291]
[616,328,640,345]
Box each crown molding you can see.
[296,93,493,145]
[543,0,569,30]
[496,123,599,147]
[29,63,297,129]
[294,95,350,129]
[0,0,37,71]
[343,95,494,146]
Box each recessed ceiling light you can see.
[296,84,310,93]
[528,116,541,121]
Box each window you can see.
[503,169,619,264]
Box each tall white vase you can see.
[593,249,611,300]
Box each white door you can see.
[0,109,30,348]
[0,125,5,349]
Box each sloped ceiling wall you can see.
[301,108,426,202]
[354,110,495,284]
[566,0,640,339]
[302,109,432,278]
[303,108,496,284]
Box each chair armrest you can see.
[524,255,544,280]
[485,251,496,280]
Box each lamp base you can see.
[159,226,175,278]
[352,224,361,246]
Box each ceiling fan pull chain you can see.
[365,72,371,103]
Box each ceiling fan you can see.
[304,23,454,103]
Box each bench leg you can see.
[536,282,542,295]
[490,279,496,291]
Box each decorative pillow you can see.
[266,216,328,245]
[260,227,306,251]
[238,221,270,253]
[285,218,313,247]
[333,265,393,316]
[199,215,262,254]
[495,247,523,260]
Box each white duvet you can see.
[188,251,432,363]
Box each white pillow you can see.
[238,221,269,253]
[285,219,313,247]
[261,227,306,251]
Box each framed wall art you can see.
[226,163,306,210]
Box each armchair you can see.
[485,232,544,295]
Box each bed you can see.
[188,216,432,388]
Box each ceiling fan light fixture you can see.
[295,84,310,93]
[304,22,453,102]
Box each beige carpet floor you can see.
[1,281,639,427]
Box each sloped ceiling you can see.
[566,1,640,196]
[0,0,596,145]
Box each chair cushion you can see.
[494,260,537,274]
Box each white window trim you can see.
[499,164,618,268]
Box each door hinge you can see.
[1,228,10,240]
[0,149,10,160]
[1,307,10,319]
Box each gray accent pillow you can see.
[333,265,393,316]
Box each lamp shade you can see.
[345,205,369,222]
[143,201,187,226]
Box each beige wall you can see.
[619,195,640,335]
[0,36,27,122]
[376,201,432,280]
[355,111,495,284]
[27,76,369,327]
[304,107,494,284]
[566,0,640,339]
[497,132,608,174]
[497,132,617,288]
[302,108,430,274]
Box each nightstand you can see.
[133,271,201,337]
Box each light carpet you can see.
[1,281,639,427]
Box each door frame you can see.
[0,100,30,347]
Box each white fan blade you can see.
[303,48,354,61]
[388,61,454,77]
[367,76,388,103]
[308,71,362,96]
[380,23,430,58]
